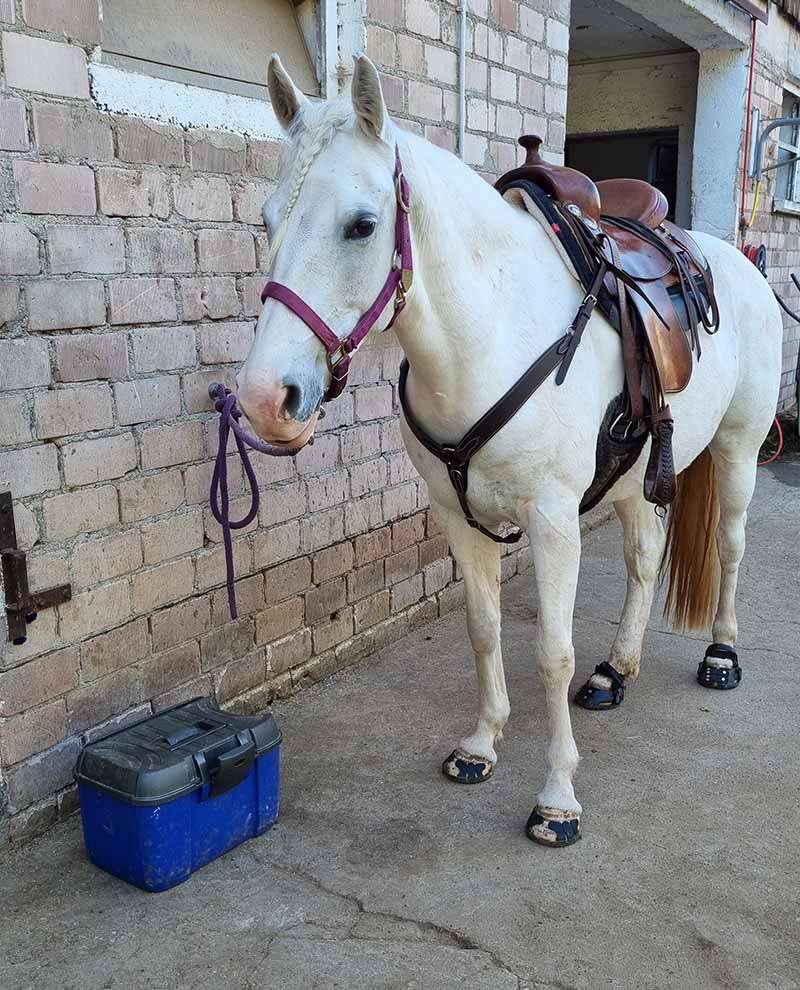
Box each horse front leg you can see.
[437,504,509,785]
[526,489,583,846]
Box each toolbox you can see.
[76,697,281,892]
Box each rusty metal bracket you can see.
[1,491,71,646]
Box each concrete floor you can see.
[2,457,799,990]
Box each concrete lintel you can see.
[617,0,752,51]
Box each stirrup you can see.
[697,643,741,690]
[574,661,625,710]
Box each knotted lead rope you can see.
[208,383,301,619]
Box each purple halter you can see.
[261,144,413,400]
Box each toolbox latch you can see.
[209,733,256,798]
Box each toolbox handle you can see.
[164,720,216,748]
[210,735,256,798]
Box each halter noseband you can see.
[260,145,413,401]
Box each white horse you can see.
[237,54,782,844]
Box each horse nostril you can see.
[283,381,302,419]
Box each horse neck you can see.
[393,132,573,422]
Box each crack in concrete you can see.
[257,852,524,984]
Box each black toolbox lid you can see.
[76,697,281,806]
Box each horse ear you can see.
[351,54,388,141]
[268,53,309,131]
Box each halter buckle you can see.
[327,340,351,373]
[395,172,410,213]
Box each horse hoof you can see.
[442,748,494,784]
[526,806,581,847]
[574,661,625,710]
[697,643,741,690]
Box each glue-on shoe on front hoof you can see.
[574,661,625,710]
[697,643,741,690]
[526,807,581,847]
[442,748,494,784]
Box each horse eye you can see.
[347,216,377,240]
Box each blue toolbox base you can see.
[76,697,281,892]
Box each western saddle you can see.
[495,135,720,511]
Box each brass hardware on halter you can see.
[395,172,410,213]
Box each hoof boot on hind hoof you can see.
[574,661,625,711]
[442,748,494,784]
[698,644,741,690]
[526,807,581,847]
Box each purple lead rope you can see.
[208,383,299,620]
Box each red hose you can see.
[757,417,784,466]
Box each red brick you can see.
[234,181,272,224]
[368,25,396,66]
[132,557,194,614]
[188,129,246,173]
[0,446,59,497]
[424,558,452,595]
[0,338,49,387]
[127,227,196,274]
[383,482,418,521]
[391,573,424,612]
[215,649,267,703]
[66,668,140,734]
[43,485,118,540]
[241,275,263,316]
[345,494,383,537]
[0,650,78,717]
[115,117,184,166]
[180,277,239,321]
[109,278,177,325]
[342,424,381,463]
[313,607,353,654]
[119,470,184,522]
[131,325,197,372]
[2,33,89,98]
[199,321,254,363]
[62,433,136,486]
[301,507,345,551]
[392,513,426,552]
[0,222,39,275]
[47,225,125,275]
[13,161,95,215]
[80,619,150,682]
[23,0,101,41]
[269,628,312,675]
[200,617,255,670]
[197,229,256,273]
[255,597,304,645]
[204,496,258,544]
[195,539,251,592]
[420,535,449,567]
[55,334,129,382]
[350,457,388,498]
[140,642,200,699]
[355,384,393,421]
[210,574,265,624]
[0,95,28,151]
[354,590,390,633]
[252,520,300,569]
[174,175,232,221]
[32,103,112,159]
[368,0,404,27]
[307,470,350,512]
[246,139,282,178]
[97,168,169,218]
[386,546,418,585]
[27,279,106,331]
[264,557,312,606]
[0,700,65,765]
[152,674,212,712]
[142,510,204,566]
[313,543,355,584]
[259,480,306,527]
[73,531,142,589]
[295,434,339,476]
[347,559,384,602]
[388,450,418,486]
[35,384,113,439]
[0,395,33,445]
[58,579,132,643]
[0,283,18,325]
[115,376,181,425]
[140,421,205,470]
[151,597,211,652]
[354,526,391,566]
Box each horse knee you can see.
[465,602,500,656]
[536,635,575,688]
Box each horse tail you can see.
[660,447,720,632]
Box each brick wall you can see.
[365,0,570,172]
[744,55,800,413]
[0,0,555,844]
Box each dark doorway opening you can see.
[565,128,679,221]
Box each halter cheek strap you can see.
[261,145,413,401]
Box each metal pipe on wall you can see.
[458,0,467,159]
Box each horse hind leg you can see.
[574,494,665,711]
[437,505,510,785]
